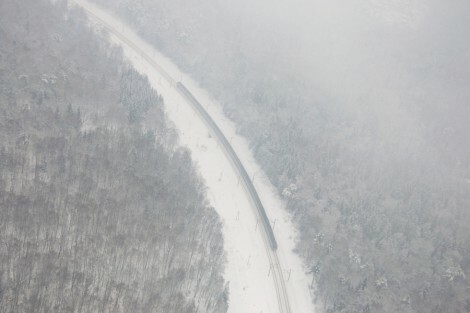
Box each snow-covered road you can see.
[71,1,316,312]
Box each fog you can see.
[228,0,470,169]
[91,0,470,311]
[2,0,469,312]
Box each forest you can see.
[90,0,470,312]
[0,0,227,312]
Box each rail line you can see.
[178,82,292,313]
[176,83,277,250]
[72,1,292,312]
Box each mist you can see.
[1,0,469,312]
[228,0,470,173]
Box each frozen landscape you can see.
[71,0,317,312]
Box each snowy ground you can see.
[71,1,316,312]
[368,0,428,27]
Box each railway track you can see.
[72,1,292,312]
[177,83,291,313]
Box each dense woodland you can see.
[91,0,470,312]
[0,1,227,312]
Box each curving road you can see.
[71,1,292,312]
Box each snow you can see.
[368,0,428,27]
[71,1,317,312]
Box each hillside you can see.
[89,0,470,312]
[0,1,227,312]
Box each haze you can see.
[1,0,469,312]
